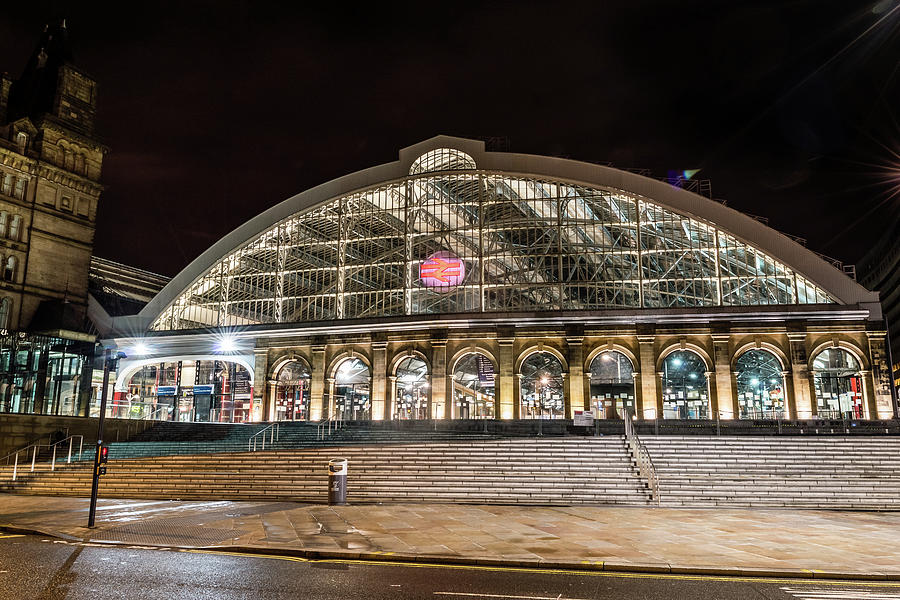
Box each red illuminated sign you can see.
[420,252,466,289]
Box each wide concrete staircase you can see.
[642,436,900,509]
[0,437,653,505]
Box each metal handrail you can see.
[249,423,280,451]
[317,415,345,440]
[49,436,85,470]
[3,435,85,481]
[624,413,660,505]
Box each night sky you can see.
[1,1,898,277]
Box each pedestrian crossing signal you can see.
[99,445,109,464]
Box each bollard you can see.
[328,458,349,505]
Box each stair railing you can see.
[624,411,660,505]
[50,435,85,471]
[248,423,280,451]
[2,434,85,481]
[317,414,345,440]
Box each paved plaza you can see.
[1,494,899,578]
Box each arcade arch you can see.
[588,350,635,419]
[393,355,429,420]
[518,351,565,419]
[450,351,496,419]
[734,349,785,419]
[330,356,371,420]
[660,349,710,419]
[812,347,866,419]
[273,359,311,421]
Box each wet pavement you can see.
[9,534,900,600]
[2,494,900,578]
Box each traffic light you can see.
[97,445,109,476]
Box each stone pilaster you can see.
[866,332,895,419]
[252,348,268,422]
[498,337,515,419]
[371,341,387,420]
[309,344,326,421]
[430,339,448,419]
[711,335,735,419]
[387,375,397,420]
[637,335,659,419]
[565,335,585,417]
[788,333,813,419]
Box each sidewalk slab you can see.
[2,493,899,581]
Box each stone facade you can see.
[251,312,893,422]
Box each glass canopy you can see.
[151,156,835,331]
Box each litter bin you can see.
[328,458,348,505]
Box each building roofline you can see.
[131,135,879,330]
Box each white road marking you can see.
[781,588,900,600]
[434,593,589,600]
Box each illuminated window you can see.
[734,349,785,419]
[661,350,709,419]
[519,352,565,419]
[589,350,635,419]
[813,348,865,419]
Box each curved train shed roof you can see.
[136,136,879,332]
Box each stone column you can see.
[860,369,875,420]
[371,342,387,421]
[252,348,268,422]
[498,338,516,419]
[866,332,895,419]
[387,375,397,421]
[706,370,718,419]
[566,335,586,417]
[711,335,734,419]
[637,335,659,419]
[787,333,813,419]
[430,339,448,419]
[309,345,326,421]
[780,370,794,419]
[326,377,336,419]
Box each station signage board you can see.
[420,252,465,289]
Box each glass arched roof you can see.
[150,161,835,331]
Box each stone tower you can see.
[0,20,105,333]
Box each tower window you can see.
[13,178,25,200]
[9,216,21,242]
[0,212,7,237]
[0,298,10,329]
[4,256,16,282]
[1,174,11,196]
[16,132,27,153]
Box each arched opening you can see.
[123,359,253,423]
[735,349,785,419]
[3,256,16,282]
[274,360,311,421]
[451,352,495,419]
[813,348,865,419]
[589,350,635,419]
[519,351,564,419]
[394,355,429,420]
[661,350,709,419]
[333,357,371,420]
